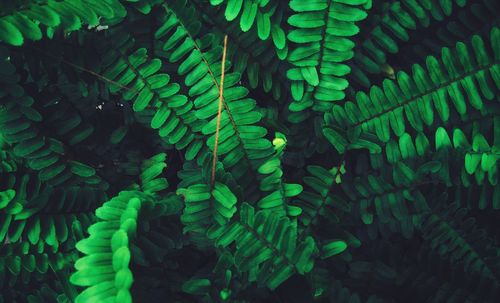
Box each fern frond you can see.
[1,0,499,301]
[208,203,318,290]
[344,161,442,238]
[363,121,499,188]
[191,0,287,100]
[396,0,499,64]
[0,149,104,251]
[0,0,126,46]
[434,125,499,186]
[70,191,144,303]
[0,241,77,302]
[4,186,103,249]
[157,2,277,202]
[294,164,347,230]
[0,50,107,187]
[328,27,500,145]
[286,0,370,113]
[70,188,182,302]
[96,31,206,161]
[420,201,500,282]
[350,0,474,88]
[178,182,237,240]
[257,134,303,216]
[137,152,169,194]
[207,0,288,56]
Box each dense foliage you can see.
[0,0,499,302]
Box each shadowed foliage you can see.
[0,0,499,302]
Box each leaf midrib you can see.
[238,218,297,272]
[426,212,499,282]
[115,48,200,145]
[309,0,333,100]
[168,6,264,190]
[353,60,500,127]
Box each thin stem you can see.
[27,46,135,93]
[173,13,240,134]
[211,35,228,186]
[353,60,499,127]
[49,258,78,301]
[298,153,347,241]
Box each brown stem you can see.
[211,35,228,186]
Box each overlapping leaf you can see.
[208,0,288,57]
[208,203,317,290]
[328,28,500,145]
[0,0,126,46]
[287,0,370,113]
[99,32,206,161]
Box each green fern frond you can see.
[0,245,73,303]
[208,0,288,57]
[350,0,474,88]
[208,202,317,290]
[70,189,182,302]
[286,0,370,113]
[344,161,440,237]
[294,164,346,229]
[70,191,144,303]
[257,134,303,216]
[394,0,499,64]
[156,2,278,202]
[179,182,237,238]
[0,51,107,188]
[1,0,499,301]
[0,0,126,46]
[2,186,103,249]
[420,201,500,282]
[96,31,206,161]
[361,121,499,188]
[329,27,499,146]
[191,0,287,100]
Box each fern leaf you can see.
[97,31,206,161]
[157,2,277,202]
[350,0,474,88]
[257,134,303,217]
[0,52,104,188]
[420,201,500,282]
[190,0,286,99]
[208,203,317,290]
[208,0,288,55]
[70,191,143,303]
[287,0,370,113]
[179,182,237,233]
[0,0,126,46]
[330,28,500,143]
